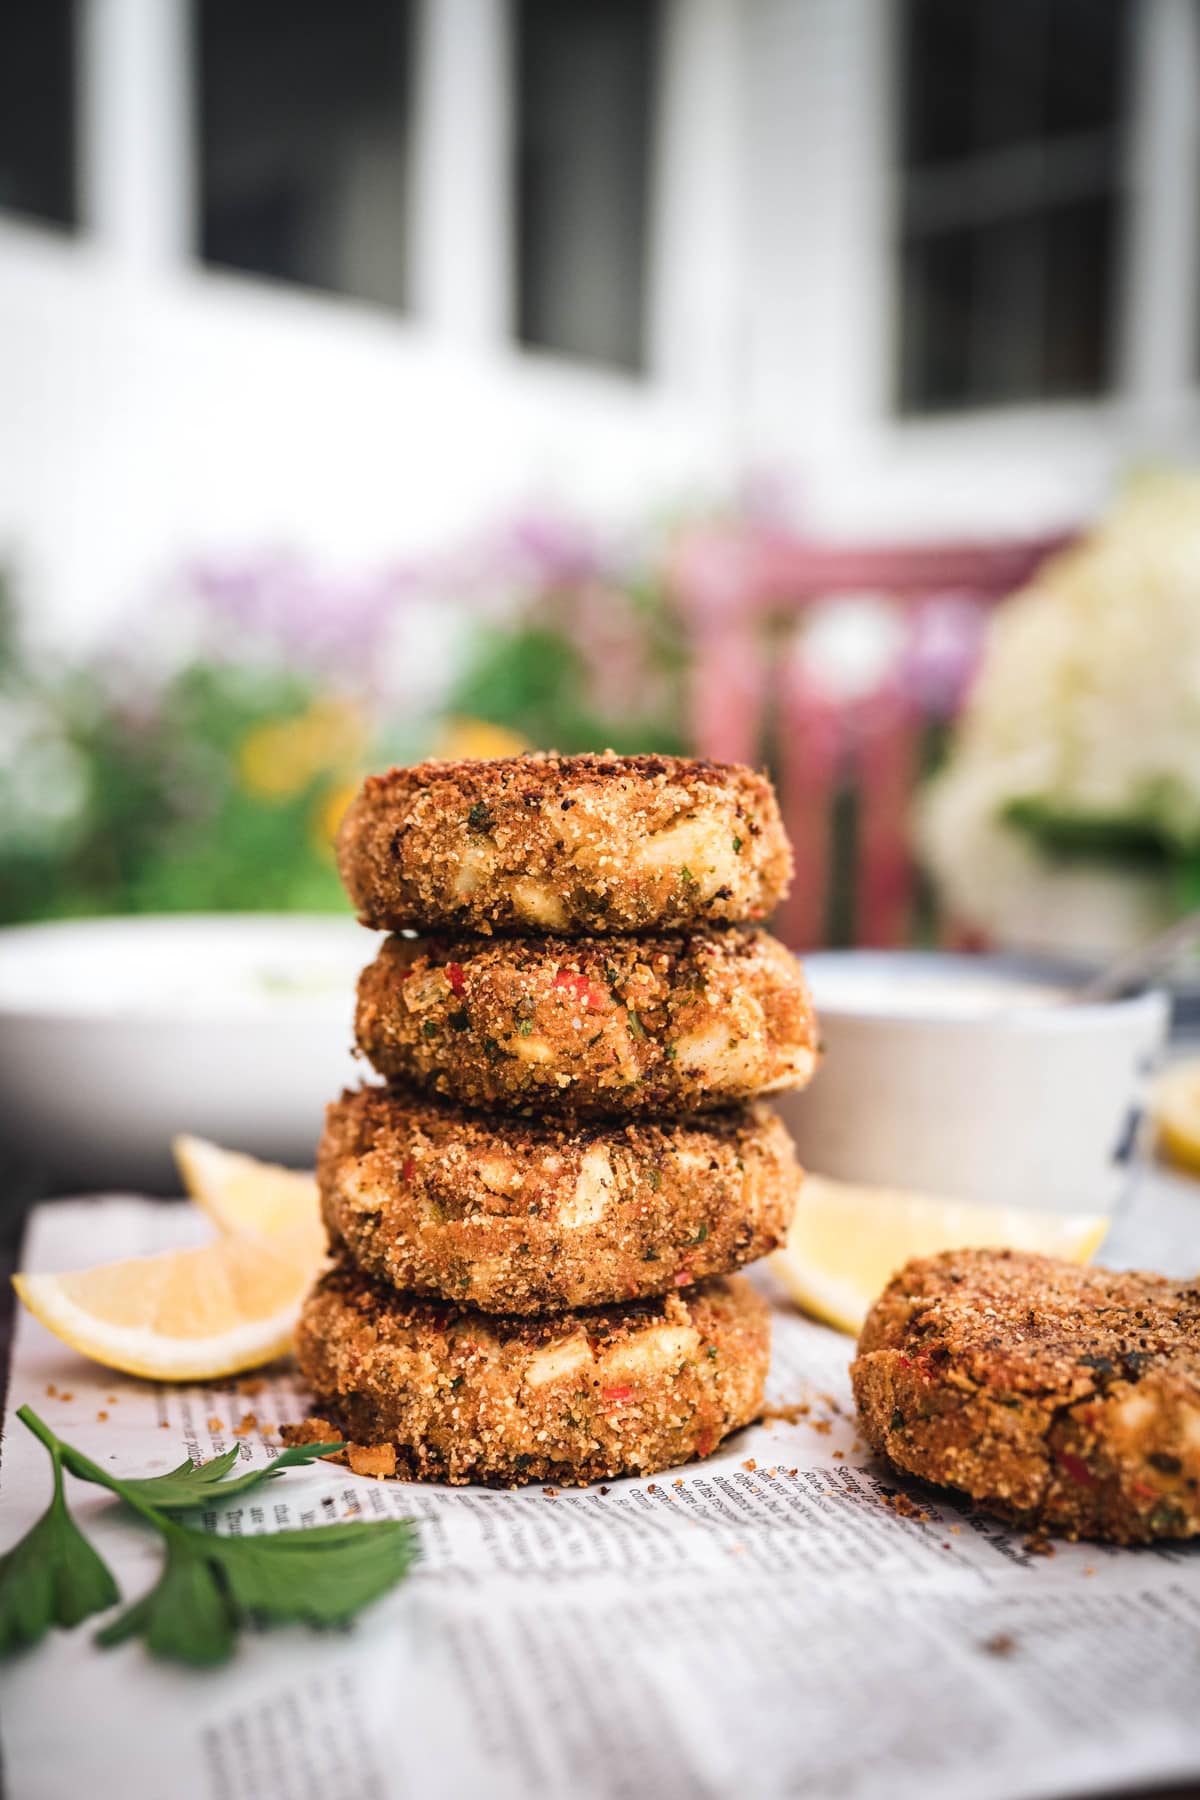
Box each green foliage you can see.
[3,1408,420,1668]
[0,1435,120,1654]
[0,555,696,923]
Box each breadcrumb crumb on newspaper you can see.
[852,1248,1200,1545]
[319,1086,801,1313]
[355,928,819,1117]
[337,753,792,936]
[292,1261,770,1486]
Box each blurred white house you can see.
[1,0,1198,644]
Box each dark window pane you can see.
[516,0,658,370]
[899,232,973,412]
[968,212,1046,404]
[0,0,76,228]
[1042,195,1115,393]
[1045,0,1130,138]
[896,0,1126,412]
[197,0,412,311]
[901,0,974,166]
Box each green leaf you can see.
[61,1440,346,1513]
[0,1445,119,1655]
[97,1538,237,1667]
[6,1409,416,1668]
[211,1520,420,1626]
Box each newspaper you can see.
[3,1196,1200,1800]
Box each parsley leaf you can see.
[0,1429,119,1653]
[59,1437,344,1513]
[97,1537,235,1667]
[3,1409,420,1668]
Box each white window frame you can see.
[879,0,1200,433]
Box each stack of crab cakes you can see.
[296,752,819,1487]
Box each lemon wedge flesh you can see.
[772,1174,1109,1337]
[1152,1059,1200,1175]
[13,1236,315,1381]
[174,1135,324,1262]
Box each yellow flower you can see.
[430,717,530,760]
[311,777,361,857]
[239,699,367,800]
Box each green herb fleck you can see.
[643,1248,660,1262]
[706,1345,718,1361]
[648,1168,662,1191]
[732,835,743,854]
[626,1009,648,1042]
[689,1223,709,1245]
[890,1409,905,1431]
[680,865,697,886]
[467,802,493,831]
[422,1020,439,1040]
[516,1018,534,1037]
[448,1010,470,1032]
[450,1376,464,1393]
[483,1036,502,1061]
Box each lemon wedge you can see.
[13,1236,315,1381]
[173,1135,324,1263]
[1152,1059,1200,1175]
[772,1174,1109,1336]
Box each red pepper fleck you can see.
[553,969,606,1009]
[897,1355,913,1368]
[696,1431,716,1458]
[445,962,466,997]
[402,1157,415,1181]
[1057,1452,1096,1487]
[602,1385,633,1405]
[674,1268,691,1286]
[1131,1480,1157,1502]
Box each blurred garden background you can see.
[3,0,1200,955]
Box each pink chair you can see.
[669,524,1069,949]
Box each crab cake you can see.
[319,1086,801,1314]
[355,928,818,1117]
[337,753,791,936]
[293,1261,769,1486]
[852,1249,1200,1545]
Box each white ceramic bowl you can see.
[0,914,381,1191]
[774,952,1170,1217]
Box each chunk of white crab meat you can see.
[635,816,737,892]
[525,1332,593,1389]
[511,1032,555,1064]
[599,1323,700,1384]
[511,877,568,930]
[560,1146,614,1228]
[477,1154,521,1194]
[453,839,493,899]
[672,1020,762,1087]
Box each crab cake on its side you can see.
[319,1087,801,1313]
[852,1248,1200,1545]
[293,1262,769,1486]
[356,928,818,1117]
[337,753,792,936]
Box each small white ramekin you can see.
[774,952,1169,1217]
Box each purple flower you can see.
[900,594,989,719]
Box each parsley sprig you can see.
[0,1405,419,1666]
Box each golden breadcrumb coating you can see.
[293,1262,769,1486]
[319,1086,801,1313]
[355,928,819,1117]
[337,753,792,935]
[852,1248,1200,1544]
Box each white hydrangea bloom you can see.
[922,471,1200,936]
